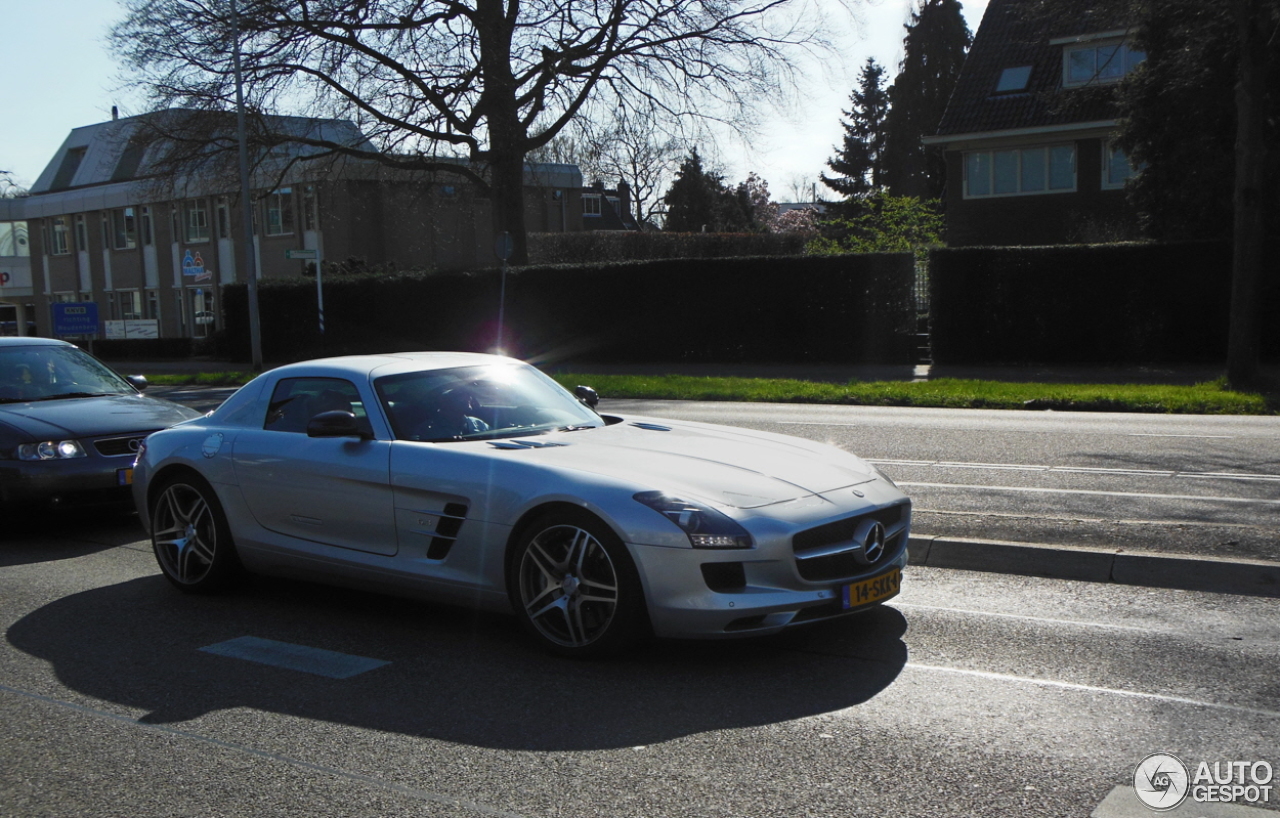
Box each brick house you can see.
[924,0,1145,246]
[12,111,598,340]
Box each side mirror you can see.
[307,410,368,438]
[574,385,599,408]
[127,375,149,391]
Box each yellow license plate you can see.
[841,568,901,609]
[117,468,134,486]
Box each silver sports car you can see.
[133,352,910,656]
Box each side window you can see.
[263,377,365,434]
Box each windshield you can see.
[375,363,602,442]
[0,344,133,403]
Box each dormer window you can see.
[995,66,1032,93]
[1059,37,1145,87]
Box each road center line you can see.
[898,481,1280,506]
[903,663,1280,719]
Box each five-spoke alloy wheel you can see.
[510,510,644,657]
[151,474,239,593]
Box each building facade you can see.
[924,0,1144,246]
[10,112,605,340]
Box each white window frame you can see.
[1062,39,1145,87]
[1102,140,1142,189]
[184,199,210,243]
[963,144,1077,199]
[113,207,138,250]
[265,188,294,236]
[50,217,70,255]
[582,194,602,217]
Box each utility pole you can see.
[231,0,264,371]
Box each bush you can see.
[929,241,1280,364]
[222,254,917,365]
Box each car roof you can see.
[0,337,74,348]
[265,351,522,380]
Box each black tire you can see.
[150,473,241,594]
[507,509,646,658]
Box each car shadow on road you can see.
[0,513,144,567]
[6,573,907,752]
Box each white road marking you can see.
[892,602,1163,633]
[905,663,1280,720]
[871,458,1280,483]
[199,636,390,679]
[899,482,1280,506]
[1127,432,1236,439]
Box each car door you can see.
[232,376,398,556]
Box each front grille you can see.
[792,501,910,582]
[93,434,153,457]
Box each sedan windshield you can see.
[375,363,603,442]
[0,345,133,403]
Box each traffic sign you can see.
[286,249,319,260]
[52,302,99,336]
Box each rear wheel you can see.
[150,474,240,593]
[508,509,645,657]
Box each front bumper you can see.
[0,457,137,512]
[630,493,911,639]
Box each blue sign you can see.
[53,302,100,336]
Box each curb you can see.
[907,535,1280,598]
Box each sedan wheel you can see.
[151,475,239,593]
[511,511,645,657]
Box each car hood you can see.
[489,416,878,509]
[0,393,202,440]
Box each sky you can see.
[1,0,989,203]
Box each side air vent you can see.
[426,502,468,560]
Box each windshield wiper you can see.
[555,424,598,433]
[29,392,120,401]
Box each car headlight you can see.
[634,491,754,549]
[17,440,88,461]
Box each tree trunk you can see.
[1227,0,1265,389]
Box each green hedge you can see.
[929,241,1280,365]
[222,254,917,364]
[529,231,810,264]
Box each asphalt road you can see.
[596,400,1280,564]
[1,514,1277,818]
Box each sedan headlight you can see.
[17,440,88,461]
[634,491,753,549]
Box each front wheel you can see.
[150,474,240,593]
[508,510,646,658]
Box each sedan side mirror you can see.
[307,410,369,438]
[574,385,599,408]
[127,375,149,391]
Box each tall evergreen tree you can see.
[821,58,890,209]
[881,0,972,199]
[663,150,721,231]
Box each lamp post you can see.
[230,0,264,371]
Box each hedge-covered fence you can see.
[929,241,1280,365]
[528,231,810,264]
[220,253,917,365]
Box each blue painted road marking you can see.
[199,636,390,679]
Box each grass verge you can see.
[140,370,1273,414]
[548,374,1272,415]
